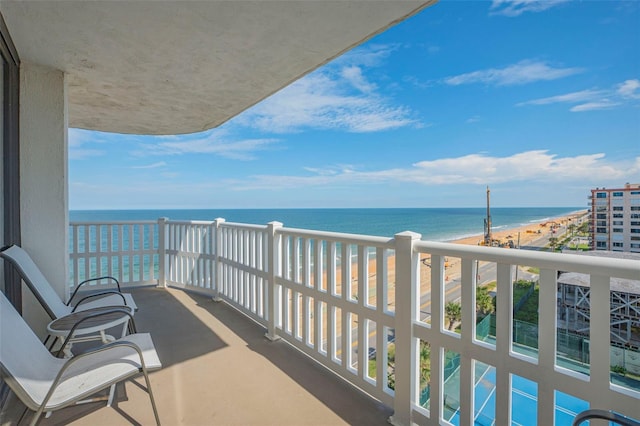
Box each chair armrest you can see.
[71,291,128,312]
[42,339,150,413]
[572,409,640,426]
[56,308,137,357]
[68,276,121,306]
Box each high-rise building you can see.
[589,183,640,252]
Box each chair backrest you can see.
[0,245,70,319]
[0,291,64,410]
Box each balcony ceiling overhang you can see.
[0,0,433,135]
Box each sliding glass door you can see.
[1,12,21,309]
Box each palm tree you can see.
[445,301,462,330]
[476,286,495,317]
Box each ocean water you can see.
[70,207,583,242]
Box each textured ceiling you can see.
[1,1,432,135]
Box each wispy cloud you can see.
[444,60,583,86]
[234,44,418,133]
[490,0,571,17]
[68,129,106,160]
[517,89,604,106]
[466,116,481,124]
[570,100,620,112]
[131,162,167,169]
[135,129,280,161]
[227,151,639,190]
[333,43,400,68]
[519,79,639,111]
[617,79,640,98]
[340,66,377,93]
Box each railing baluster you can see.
[389,231,420,426]
[495,263,514,426]
[459,258,475,426]
[538,267,557,426]
[591,274,613,403]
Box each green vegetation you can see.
[444,287,495,331]
[577,222,589,235]
[513,280,534,302]
[611,365,627,376]
[514,284,539,324]
[445,301,462,330]
[476,286,495,317]
[527,267,540,274]
[484,281,497,292]
[384,340,430,391]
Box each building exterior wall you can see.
[19,61,68,335]
[558,281,640,349]
[589,183,640,253]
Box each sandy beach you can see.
[409,209,589,305]
[344,210,589,310]
[447,210,588,248]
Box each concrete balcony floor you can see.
[1,287,392,426]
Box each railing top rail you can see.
[416,240,640,280]
[166,220,215,226]
[70,220,157,226]
[219,221,268,231]
[279,226,394,247]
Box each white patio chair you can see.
[0,244,137,319]
[0,291,161,425]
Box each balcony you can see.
[1,286,392,425]
[4,218,640,425]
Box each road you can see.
[343,228,569,363]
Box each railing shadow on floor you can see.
[180,290,394,426]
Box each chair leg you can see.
[107,383,116,407]
[141,370,161,426]
[16,405,29,426]
[28,407,43,426]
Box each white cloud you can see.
[466,116,481,124]
[341,66,376,93]
[131,162,167,169]
[228,151,639,190]
[570,100,620,112]
[519,79,639,112]
[444,60,582,86]
[136,129,280,161]
[517,89,604,106]
[232,43,417,134]
[68,128,106,159]
[236,70,416,133]
[490,0,571,17]
[334,43,400,68]
[617,79,640,98]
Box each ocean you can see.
[69,207,583,242]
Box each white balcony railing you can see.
[69,218,640,426]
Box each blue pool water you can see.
[446,363,589,426]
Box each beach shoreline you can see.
[411,209,589,299]
[445,209,588,248]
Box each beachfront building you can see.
[589,183,640,253]
[557,252,640,348]
[0,2,638,426]
[558,271,640,347]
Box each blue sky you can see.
[69,0,640,210]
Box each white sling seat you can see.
[0,292,161,425]
[0,245,137,320]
